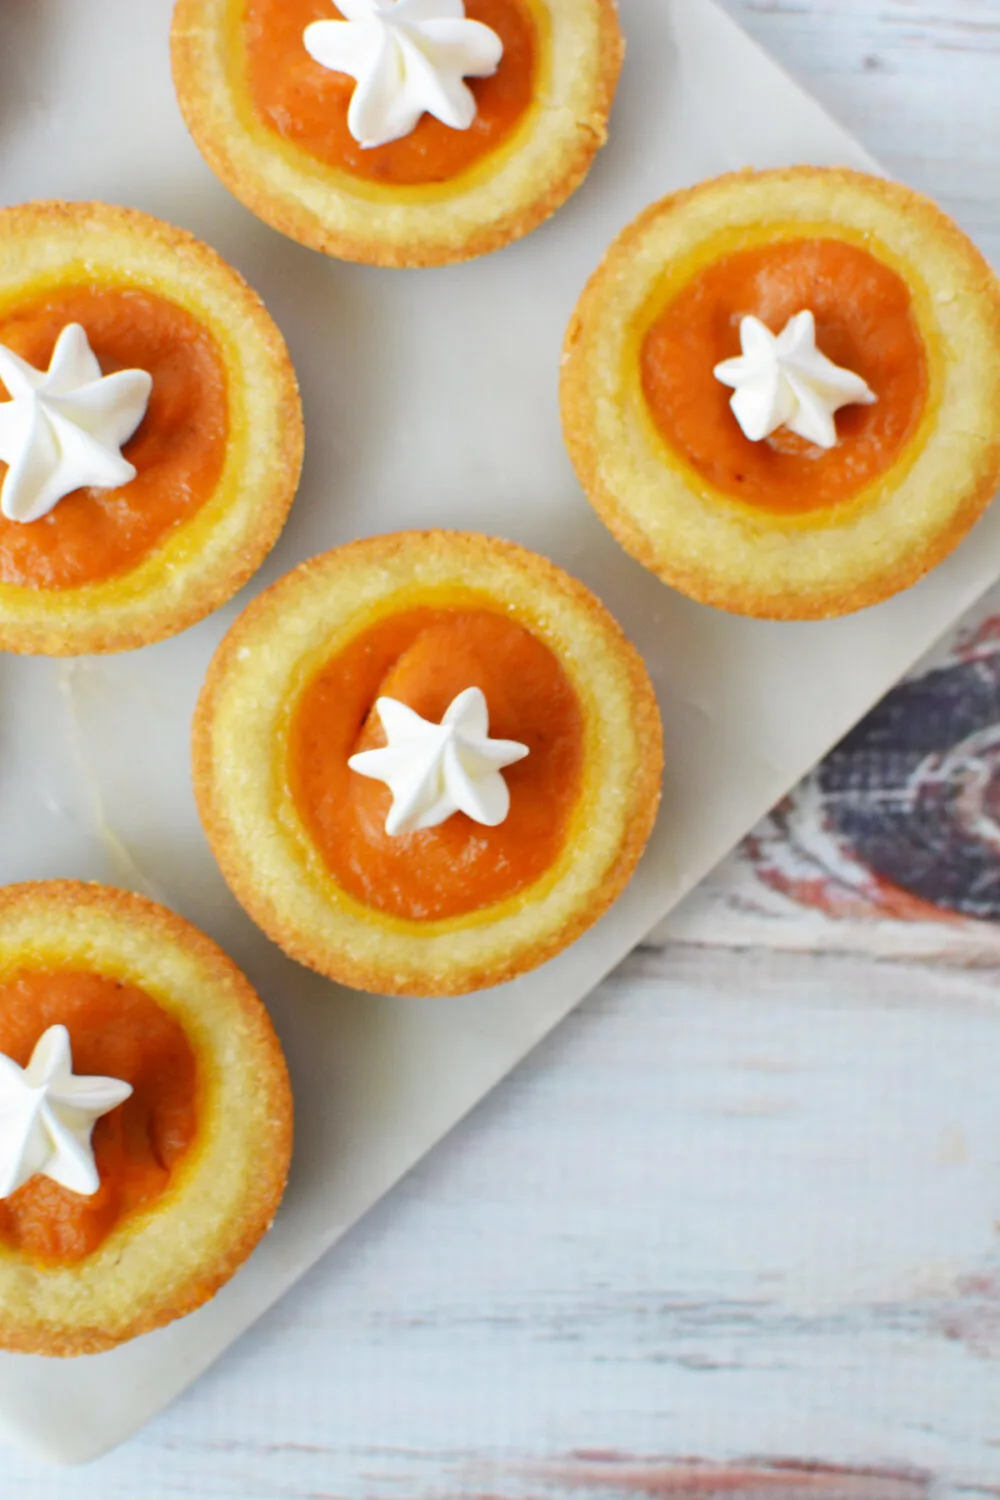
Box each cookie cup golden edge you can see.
[0,202,303,656]
[171,0,624,268]
[561,167,1000,620]
[193,531,663,997]
[0,881,292,1357]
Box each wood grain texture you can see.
[4,3,1000,1496]
[10,948,1000,1496]
[661,582,1000,965]
[714,0,1000,269]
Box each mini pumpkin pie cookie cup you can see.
[0,881,292,1357]
[0,201,303,655]
[171,0,623,268]
[193,531,662,997]
[561,167,1000,620]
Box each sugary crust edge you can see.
[0,201,303,655]
[560,166,1000,620]
[170,0,624,268]
[0,880,293,1357]
[192,531,663,997]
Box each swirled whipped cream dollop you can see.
[304,0,504,150]
[348,685,529,836]
[713,309,877,450]
[0,322,152,524]
[0,1024,133,1198]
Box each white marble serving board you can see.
[0,0,997,1467]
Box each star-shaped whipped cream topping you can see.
[0,1024,133,1198]
[713,309,877,450]
[0,322,153,524]
[304,0,504,150]
[348,686,529,836]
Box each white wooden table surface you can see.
[4,3,1000,1495]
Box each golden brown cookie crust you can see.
[0,201,303,655]
[193,531,662,996]
[171,0,624,267]
[0,881,292,1357]
[561,167,1000,620]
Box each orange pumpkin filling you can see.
[0,970,198,1266]
[290,606,585,920]
[243,0,538,188]
[640,237,929,514]
[0,286,228,590]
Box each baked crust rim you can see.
[171,0,624,267]
[0,201,303,655]
[0,880,293,1357]
[193,530,663,996]
[560,167,1000,620]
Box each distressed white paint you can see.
[9,950,1000,1497]
[2,3,999,1496]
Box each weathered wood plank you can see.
[658,581,1000,966]
[714,0,1000,262]
[12,947,1000,1498]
